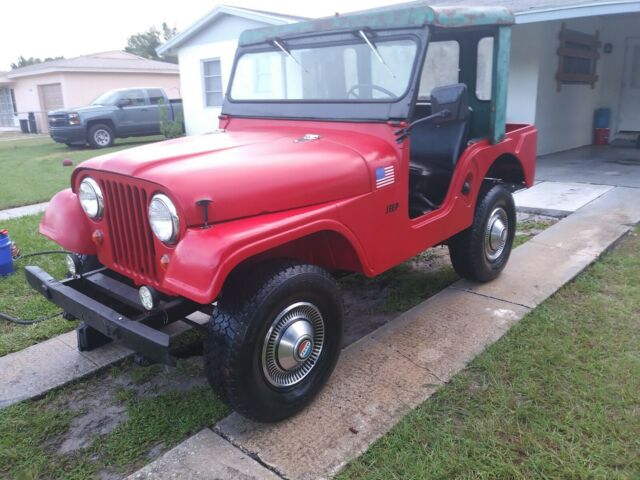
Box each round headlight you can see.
[148,194,179,244]
[79,177,103,219]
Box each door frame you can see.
[616,36,640,133]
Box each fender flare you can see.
[161,208,371,304]
[39,189,97,255]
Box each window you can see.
[556,23,600,90]
[148,89,165,105]
[418,41,460,99]
[203,59,223,107]
[120,89,146,106]
[476,37,494,100]
[0,87,15,127]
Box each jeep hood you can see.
[76,128,381,225]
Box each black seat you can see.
[409,84,470,214]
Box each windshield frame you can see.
[222,27,429,122]
[227,33,420,105]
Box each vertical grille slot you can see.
[99,177,157,285]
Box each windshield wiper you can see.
[272,39,308,73]
[358,30,396,78]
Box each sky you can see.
[1,0,412,71]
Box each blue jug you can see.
[0,229,15,276]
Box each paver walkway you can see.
[0,202,49,221]
[129,186,639,479]
[0,315,206,408]
[513,181,612,217]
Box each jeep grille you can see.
[98,177,158,285]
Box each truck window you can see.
[418,40,460,99]
[476,37,494,100]
[147,89,165,105]
[121,89,147,106]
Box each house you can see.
[159,1,640,155]
[157,5,306,135]
[0,51,180,133]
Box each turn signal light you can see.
[91,230,104,245]
[160,254,170,271]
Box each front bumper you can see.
[25,265,201,365]
[49,125,86,145]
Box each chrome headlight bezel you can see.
[78,177,104,220]
[148,193,180,244]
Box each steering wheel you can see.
[347,84,396,99]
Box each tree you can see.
[11,55,64,69]
[124,22,177,63]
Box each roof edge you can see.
[7,67,178,79]
[515,0,640,24]
[238,6,514,47]
[157,4,301,56]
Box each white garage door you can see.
[39,83,64,112]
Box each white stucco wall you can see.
[176,15,271,135]
[506,24,542,126]
[62,72,181,108]
[509,13,639,155]
[598,14,640,135]
[532,17,605,155]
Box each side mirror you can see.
[116,98,132,108]
[394,109,451,143]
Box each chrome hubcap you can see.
[484,207,509,262]
[95,130,110,146]
[262,302,325,388]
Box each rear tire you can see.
[204,260,343,422]
[448,183,516,282]
[88,124,114,148]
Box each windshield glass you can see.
[230,37,417,102]
[91,90,121,106]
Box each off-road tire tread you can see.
[204,260,341,420]
[448,182,515,282]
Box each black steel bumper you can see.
[25,266,201,365]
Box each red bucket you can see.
[594,128,609,145]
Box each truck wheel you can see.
[88,124,114,148]
[448,183,516,282]
[204,261,343,422]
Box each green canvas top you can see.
[238,4,514,46]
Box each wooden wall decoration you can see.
[556,22,601,91]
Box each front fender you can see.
[160,202,370,304]
[39,189,97,255]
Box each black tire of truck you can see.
[88,124,114,149]
[448,183,516,282]
[203,260,344,422]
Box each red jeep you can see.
[28,5,536,421]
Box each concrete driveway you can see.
[536,145,640,188]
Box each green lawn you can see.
[0,136,164,210]
[0,214,75,356]
[341,227,640,479]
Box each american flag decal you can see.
[375,166,395,188]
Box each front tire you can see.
[204,261,343,422]
[88,124,114,148]
[448,183,516,282]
